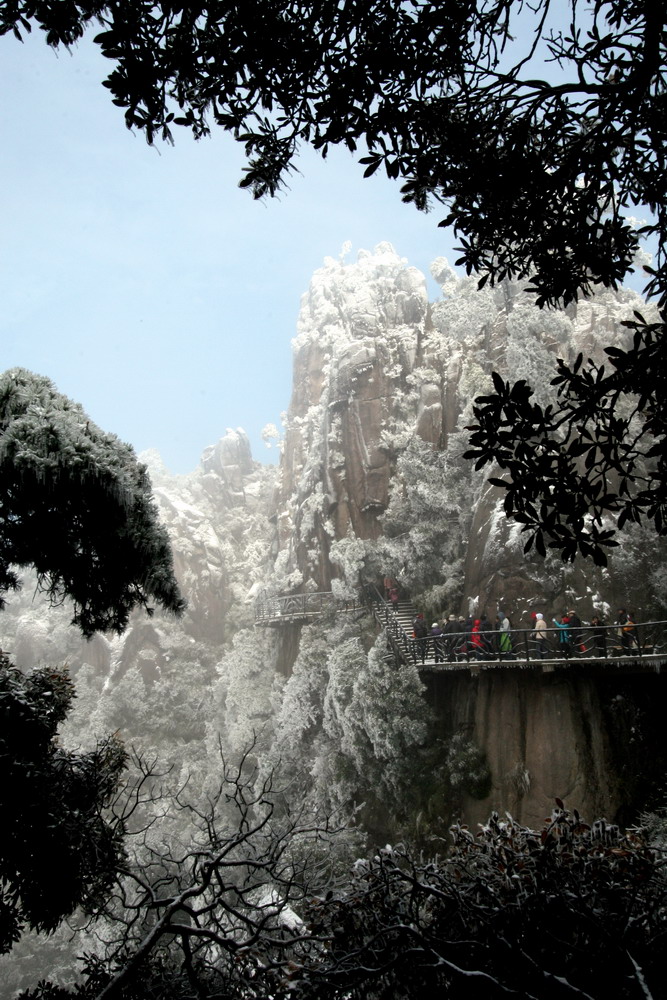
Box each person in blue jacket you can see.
[552,614,572,658]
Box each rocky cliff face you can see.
[273,243,430,590]
[2,244,665,836]
[273,244,663,622]
[261,244,667,832]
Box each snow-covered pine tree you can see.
[0,368,184,635]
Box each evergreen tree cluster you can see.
[0,658,126,954]
[0,369,184,635]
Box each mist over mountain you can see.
[1,244,665,841]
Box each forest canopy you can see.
[1,0,665,562]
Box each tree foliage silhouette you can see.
[290,804,667,1000]
[13,801,667,999]
[1,1,665,560]
[0,658,127,954]
[15,745,345,1000]
[0,368,183,951]
[0,368,184,635]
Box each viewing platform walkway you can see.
[414,647,667,675]
[254,588,667,673]
[253,591,364,625]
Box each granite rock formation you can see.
[273,244,662,622]
[2,244,665,835]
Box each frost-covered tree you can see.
[213,626,284,757]
[0,369,184,636]
[12,801,667,999]
[273,619,435,833]
[11,745,351,1000]
[377,436,472,609]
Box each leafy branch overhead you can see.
[2,1,666,558]
[2,2,662,306]
[465,311,667,564]
[0,368,184,635]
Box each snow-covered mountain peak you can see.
[294,243,428,354]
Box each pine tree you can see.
[0,368,184,636]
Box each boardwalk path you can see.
[254,590,666,673]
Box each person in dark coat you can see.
[412,613,429,664]
[388,585,400,611]
[616,608,630,654]
[430,621,444,663]
[479,612,494,658]
[442,614,459,661]
[455,615,468,659]
[568,609,584,655]
[627,611,639,651]
[590,614,607,658]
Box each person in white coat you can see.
[533,612,549,659]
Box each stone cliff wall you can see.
[272,244,663,618]
[274,244,430,591]
[423,668,667,829]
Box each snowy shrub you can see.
[430,256,461,297]
[458,358,489,405]
[649,563,667,610]
[329,536,371,590]
[377,435,474,600]
[275,616,436,826]
[348,641,430,799]
[293,804,667,1000]
[640,802,667,849]
[273,626,331,756]
[261,422,281,449]
[418,578,464,622]
[269,548,304,594]
[318,630,435,823]
[507,760,531,796]
[330,576,358,601]
[608,519,667,614]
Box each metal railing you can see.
[405,621,667,668]
[255,585,667,671]
[364,584,415,665]
[254,591,363,625]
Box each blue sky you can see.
[1,28,458,474]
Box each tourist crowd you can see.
[407,608,640,664]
